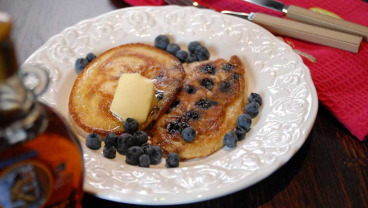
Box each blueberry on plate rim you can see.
[86,133,102,150]
[103,145,117,159]
[166,152,180,168]
[154,34,170,50]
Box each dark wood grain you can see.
[1,1,367,207]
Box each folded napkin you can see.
[122,0,368,141]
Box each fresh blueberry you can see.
[104,133,118,147]
[188,41,201,54]
[75,58,89,74]
[186,53,197,63]
[184,85,197,94]
[194,45,210,61]
[248,92,262,106]
[116,133,134,155]
[126,146,144,165]
[148,145,163,165]
[223,132,238,148]
[175,50,188,63]
[123,118,139,134]
[234,126,247,141]
[200,78,214,90]
[220,81,232,93]
[237,114,252,132]
[103,145,117,159]
[245,102,260,118]
[166,152,180,168]
[139,154,150,168]
[154,35,170,50]
[141,143,151,154]
[86,133,101,150]
[133,131,148,146]
[86,53,96,62]
[181,127,196,142]
[166,43,180,55]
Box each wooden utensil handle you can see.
[250,13,362,53]
[286,5,368,41]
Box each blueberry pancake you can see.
[149,56,247,160]
[69,43,185,136]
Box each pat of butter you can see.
[110,73,155,124]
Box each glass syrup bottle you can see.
[0,12,84,208]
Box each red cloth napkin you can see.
[122,0,368,141]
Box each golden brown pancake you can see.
[149,56,247,160]
[69,43,185,136]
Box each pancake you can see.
[69,43,185,136]
[149,56,247,160]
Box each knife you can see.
[221,11,362,53]
[243,0,368,41]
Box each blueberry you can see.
[166,152,180,168]
[86,53,96,62]
[232,72,240,80]
[156,92,164,100]
[181,127,196,142]
[133,131,148,146]
[188,41,201,54]
[103,145,117,159]
[200,78,214,90]
[222,63,235,71]
[194,45,210,61]
[200,64,216,75]
[220,81,232,93]
[126,146,144,165]
[148,145,163,165]
[139,154,150,168]
[183,110,200,121]
[104,133,118,147]
[167,121,189,133]
[141,143,151,154]
[86,133,101,150]
[166,43,180,55]
[116,133,134,155]
[186,53,197,63]
[234,127,247,141]
[223,132,238,148]
[170,99,180,109]
[123,118,139,134]
[248,93,263,106]
[175,50,188,63]
[195,99,218,110]
[245,102,260,118]
[154,35,170,50]
[184,85,197,94]
[237,114,252,132]
[75,58,89,74]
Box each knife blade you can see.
[243,0,368,41]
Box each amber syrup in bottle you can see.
[0,12,84,208]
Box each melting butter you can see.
[110,73,155,124]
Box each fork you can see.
[164,0,362,53]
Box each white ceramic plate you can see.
[21,6,318,205]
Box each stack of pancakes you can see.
[69,43,247,160]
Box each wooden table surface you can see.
[2,0,367,207]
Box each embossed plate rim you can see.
[22,6,318,205]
